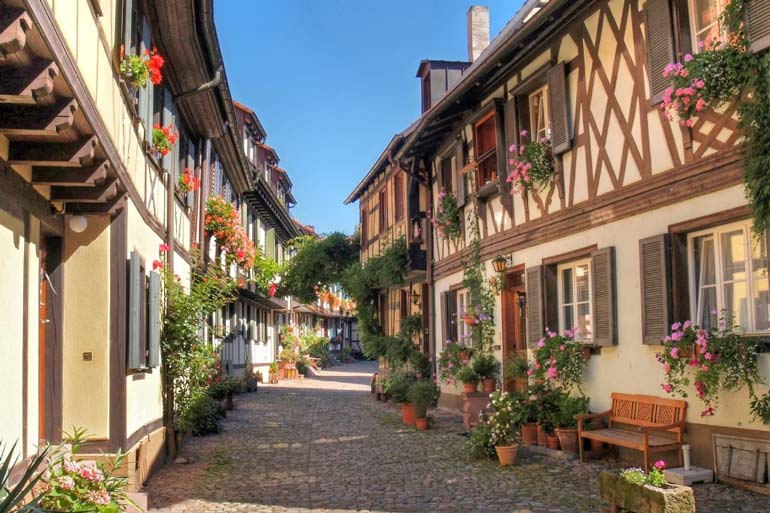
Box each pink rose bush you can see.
[40,427,135,513]
[530,327,587,393]
[429,189,462,242]
[506,131,554,194]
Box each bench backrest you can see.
[609,393,687,430]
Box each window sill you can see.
[476,181,500,201]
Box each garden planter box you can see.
[599,471,695,513]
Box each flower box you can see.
[598,471,695,513]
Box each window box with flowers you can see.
[152,123,178,160]
[506,130,555,195]
[178,167,200,194]
[119,46,164,90]
[204,195,258,272]
[430,188,462,242]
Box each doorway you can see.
[501,267,527,392]
[39,236,63,443]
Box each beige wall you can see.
[63,216,111,439]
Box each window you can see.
[474,112,498,186]
[360,208,368,245]
[528,86,551,143]
[688,0,726,51]
[557,259,593,341]
[440,155,453,194]
[394,173,404,222]
[378,188,388,233]
[688,221,769,333]
[457,289,472,343]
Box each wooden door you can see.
[501,268,527,392]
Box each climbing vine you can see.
[660,0,770,233]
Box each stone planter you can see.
[599,471,695,513]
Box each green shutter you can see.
[128,251,143,369]
[265,228,276,261]
[148,271,161,367]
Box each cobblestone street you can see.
[144,361,768,513]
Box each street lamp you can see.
[411,289,421,306]
[492,255,507,273]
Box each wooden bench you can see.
[576,393,687,471]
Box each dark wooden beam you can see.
[0,98,77,137]
[9,135,98,167]
[66,194,126,215]
[51,177,116,203]
[0,162,63,235]
[0,59,58,105]
[32,161,109,186]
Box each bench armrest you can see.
[575,410,611,421]
[637,421,684,433]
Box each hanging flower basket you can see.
[178,167,200,194]
[507,131,554,194]
[119,46,164,89]
[152,123,178,158]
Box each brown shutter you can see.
[591,247,617,346]
[644,0,675,104]
[497,99,513,216]
[440,291,449,342]
[747,0,770,52]
[543,264,559,332]
[548,62,571,155]
[454,141,466,208]
[670,232,690,322]
[526,265,544,346]
[640,235,670,345]
[448,290,458,342]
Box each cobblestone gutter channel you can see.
[144,361,767,513]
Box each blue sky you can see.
[216,0,525,235]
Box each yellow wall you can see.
[63,216,111,439]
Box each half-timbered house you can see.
[358,0,770,480]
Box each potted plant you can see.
[455,365,479,394]
[554,393,590,453]
[462,305,480,326]
[510,393,538,445]
[599,462,694,513]
[408,380,437,431]
[534,388,562,447]
[119,45,164,89]
[472,353,500,393]
[209,376,245,410]
[384,372,416,426]
[152,123,178,158]
[488,391,520,466]
[268,362,279,384]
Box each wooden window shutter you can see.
[747,0,770,52]
[138,19,154,145]
[496,100,513,215]
[148,270,161,367]
[543,264,559,332]
[449,289,458,342]
[644,0,675,104]
[128,251,143,369]
[639,234,670,345]
[122,0,134,51]
[591,247,617,346]
[525,265,544,346]
[669,232,690,322]
[548,62,571,155]
[440,291,449,342]
[454,141,467,208]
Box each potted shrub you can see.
[554,393,590,453]
[268,362,279,384]
[472,353,500,393]
[455,365,479,393]
[488,391,520,466]
[599,462,695,513]
[463,423,496,460]
[384,372,416,426]
[513,395,538,445]
[408,380,437,431]
[210,376,245,410]
[534,388,562,448]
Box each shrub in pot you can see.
[535,387,563,447]
[408,380,438,430]
[472,353,500,393]
[512,395,538,445]
[384,372,417,425]
[554,393,590,453]
[463,423,496,460]
[268,362,279,383]
[455,365,479,394]
[488,390,520,466]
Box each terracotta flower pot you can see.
[495,444,519,466]
[458,350,471,361]
[547,435,561,450]
[520,422,538,445]
[401,403,417,426]
[482,378,497,393]
[537,424,548,446]
[555,427,579,453]
[591,438,604,452]
[463,315,476,326]
[415,417,429,431]
[462,381,478,394]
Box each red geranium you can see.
[178,167,200,193]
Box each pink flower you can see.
[537,338,546,348]
[79,465,104,483]
[159,243,169,253]
[527,369,533,376]
[664,363,671,374]
[565,329,574,338]
[58,476,75,490]
[86,489,111,505]
[547,366,558,379]
[152,259,163,270]
[684,53,693,62]
[704,352,713,361]
[63,459,80,473]
[662,383,674,393]
[654,460,666,470]
[559,345,566,351]
[683,320,692,329]
[671,322,681,331]
[670,347,680,359]
[520,129,529,138]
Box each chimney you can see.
[467,6,490,62]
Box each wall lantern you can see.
[411,289,421,306]
[69,215,88,233]
[492,254,507,273]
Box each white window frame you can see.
[557,258,593,342]
[456,289,472,343]
[687,219,769,333]
[528,85,551,143]
[688,0,727,53]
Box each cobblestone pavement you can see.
[145,361,768,513]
